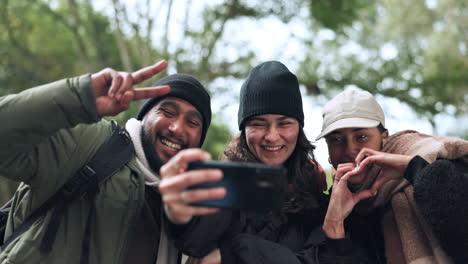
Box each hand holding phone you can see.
[159,149,226,224]
[187,161,287,211]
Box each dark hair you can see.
[378,123,387,133]
[223,128,322,213]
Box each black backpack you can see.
[0,121,134,263]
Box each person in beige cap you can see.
[316,89,389,186]
[317,88,468,263]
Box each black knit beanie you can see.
[136,73,211,146]
[238,61,304,129]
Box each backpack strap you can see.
[0,121,134,255]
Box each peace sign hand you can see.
[91,60,170,117]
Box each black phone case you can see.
[187,161,287,211]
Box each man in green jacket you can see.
[0,60,217,264]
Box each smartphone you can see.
[186,161,287,211]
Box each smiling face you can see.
[325,127,388,184]
[244,114,299,165]
[141,97,203,169]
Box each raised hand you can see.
[323,163,374,239]
[159,149,226,224]
[353,148,413,194]
[91,60,170,117]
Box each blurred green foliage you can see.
[299,0,468,122]
[202,116,233,160]
[1,0,467,201]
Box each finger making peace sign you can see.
[91,60,170,117]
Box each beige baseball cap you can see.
[315,89,385,140]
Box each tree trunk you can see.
[83,0,107,69]
[111,0,133,71]
[163,0,174,58]
[67,0,93,71]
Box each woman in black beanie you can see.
[161,61,372,264]
[217,61,330,263]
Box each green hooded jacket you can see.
[0,75,148,264]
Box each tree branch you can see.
[201,0,239,68]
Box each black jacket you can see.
[343,156,468,264]
[167,195,372,264]
[409,156,468,263]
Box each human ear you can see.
[382,130,389,139]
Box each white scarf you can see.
[125,118,179,264]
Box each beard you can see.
[141,129,165,173]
